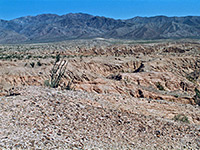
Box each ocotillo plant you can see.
[49,56,68,88]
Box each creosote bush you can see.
[44,80,50,87]
[26,55,32,59]
[56,54,60,63]
[155,82,165,91]
[107,74,122,81]
[37,61,42,66]
[173,114,190,123]
[65,79,74,90]
[30,62,35,68]
[194,88,200,106]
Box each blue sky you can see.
[0,0,200,20]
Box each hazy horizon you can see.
[1,12,200,21]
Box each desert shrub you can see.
[33,56,40,59]
[30,62,35,68]
[80,55,84,61]
[4,55,11,60]
[194,88,200,106]
[155,82,165,91]
[43,55,48,59]
[51,55,56,59]
[37,61,42,66]
[173,94,179,98]
[26,55,32,59]
[37,55,43,59]
[13,55,23,60]
[65,80,74,90]
[173,114,190,123]
[186,70,200,83]
[44,80,50,87]
[133,63,144,73]
[123,76,131,84]
[107,74,122,81]
[138,89,144,98]
[186,75,195,83]
[56,54,60,63]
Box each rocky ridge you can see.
[1,13,200,43]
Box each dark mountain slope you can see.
[0,13,200,43]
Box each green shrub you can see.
[173,94,179,98]
[65,80,74,90]
[107,74,122,81]
[186,76,195,83]
[26,55,32,59]
[30,62,35,68]
[44,80,50,87]
[56,54,60,63]
[37,61,42,66]
[155,82,165,91]
[43,55,48,59]
[173,114,190,123]
[194,88,200,106]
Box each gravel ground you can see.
[0,86,200,149]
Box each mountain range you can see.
[0,13,200,43]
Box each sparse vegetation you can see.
[186,70,200,83]
[173,114,190,123]
[186,75,196,83]
[30,62,35,68]
[173,94,179,98]
[37,61,42,66]
[123,76,131,84]
[155,82,165,91]
[65,79,74,90]
[107,74,122,81]
[44,80,50,87]
[0,53,24,60]
[48,56,68,88]
[26,55,32,59]
[1,40,200,149]
[194,88,200,106]
[55,54,60,63]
